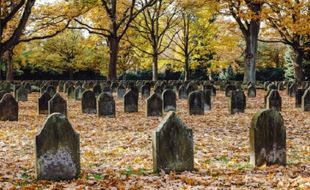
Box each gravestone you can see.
[67,85,75,99]
[117,84,126,98]
[38,92,52,114]
[16,85,28,102]
[124,90,138,113]
[204,84,216,96]
[46,85,56,97]
[141,85,151,98]
[146,93,163,117]
[302,89,310,111]
[288,83,298,97]
[74,86,84,100]
[266,90,282,111]
[35,113,80,180]
[48,93,67,116]
[81,90,96,114]
[0,93,18,121]
[153,111,194,173]
[178,85,187,99]
[58,81,65,92]
[295,89,305,108]
[203,90,211,111]
[188,91,204,115]
[247,84,256,97]
[225,84,236,97]
[229,90,246,114]
[162,89,176,112]
[267,84,277,91]
[97,93,115,117]
[93,84,102,97]
[102,86,112,95]
[186,83,195,96]
[250,109,286,166]
[0,90,8,100]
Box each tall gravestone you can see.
[266,90,282,111]
[81,90,96,114]
[0,93,18,121]
[153,111,194,173]
[35,113,80,180]
[162,89,176,112]
[188,91,204,115]
[124,90,138,113]
[250,109,286,166]
[302,89,310,112]
[97,93,115,117]
[229,90,246,114]
[146,93,163,117]
[38,92,52,114]
[48,93,67,116]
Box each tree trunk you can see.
[108,37,119,81]
[293,49,304,81]
[184,55,189,81]
[243,20,260,84]
[152,52,158,81]
[3,50,13,82]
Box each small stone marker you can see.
[97,92,115,117]
[153,111,194,173]
[266,90,282,111]
[302,88,310,111]
[229,89,246,114]
[81,90,96,114]
[146,93,163,117]
[38,91,52,114]
[188,91,204,115]
[162,89,176,112]
[16,85,28,102]
[35,113,80,180]
[0,93,18,121]
[48,93,67,116]
[250,109,286,166]
[124,90,138,113]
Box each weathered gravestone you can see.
[124,90,138,113]
[48,93,67,116]
[74,86,84,101]
[229,89,246,114]
[97,93,115,117]
[35,113,80,180]
[247,84,256,97]
[81,90,96,114]
[146,93,163,117]
[141,84,151,98]
[178,85,187,99]
[266,90,282,111]
[250,109,286,166]
[38,92,51,114]
[203,90,211,111]
[0,93,18,121]
[117,84,126,98]
[302,88,310,111]
[188,91,204,115]
[162,89,176,112]
[16,85,28,102]
[295,89,305,108]
[67,85,75,99]
[153,111,194,173]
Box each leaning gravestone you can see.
[38,91,52,114]
[16,85,28,102]
[97,92,115,117]
[250,109,286,166]
[35,113,80,180]
[146,93,163,117]
[188,91,204,115]
[81,90,96,114]
[48,93,67,116]
[229,89,246,114]
[0,93,18,121]
[302,88,310,112]
[162,89,176,112]
[266,90,282,111]
[124,90,138,113]
[153,111,194,173]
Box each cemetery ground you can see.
[0,90,309,189]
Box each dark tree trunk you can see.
[293,49,304,81]
[108,37,119,81]
[152,51,158,81]
[3,50,14,82]
[184,55,189,81]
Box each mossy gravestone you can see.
[266,90,282,111]
[188,91,204,115]
[250,109,286,166]
[48,93,67,116]
[162,89,176,112]
[302,88,310,112]
[97,92,115,117]
[81,90,96,114]
[146,93,163,117]
[153,111,194,173]
[35,113,80,180]
[38,91,51,114]
[124,90,138,113]
[0,93,18,121]
[229,90,246,114]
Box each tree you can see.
[69,0,157,81]
[284,47,295,81]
